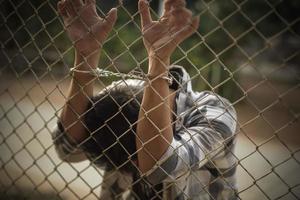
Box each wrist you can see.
[148,54,170,76]
[74,50,100,76]
[149,51,171,64]
[71,50,100,82]
[75,50,100,69]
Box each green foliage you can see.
[1,0,299,100]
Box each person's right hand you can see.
[58,0,117,57]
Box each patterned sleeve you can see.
[51,121,87,162]
[145,91,237,185]
[99,170,133,200]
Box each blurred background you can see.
[0,0,299,199]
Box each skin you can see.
[57,0,199,174]
[57,0,117,142]
[136,0,199,173]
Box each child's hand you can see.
[58,0,117,57]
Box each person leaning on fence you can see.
[53,0,238,199]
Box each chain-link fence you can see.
[0,0,299,199]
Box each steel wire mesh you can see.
[0,0,299,199]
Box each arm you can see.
[136,0,199,173]
[53,0,117,161]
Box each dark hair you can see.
[82,80,144,172]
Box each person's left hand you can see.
[139,0,199,62]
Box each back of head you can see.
[83,80,144,172]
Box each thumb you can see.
[105,8,118,24]
[190,16,200,33]
[103,8,118,31]
[183,16,200,37]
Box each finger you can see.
[171,7,192,19]
[175,16,199,43]
[85,0,97,12]
[165,0,186,11]
[164,1,171,12]
[84,0,95,4]
[104,8,118,29]
[57,1,68,17]
[138,0,152,28]
[65,0,76,17]
[182,16,199,36]
[72,0,84,10]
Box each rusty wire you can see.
[0,0,299,199]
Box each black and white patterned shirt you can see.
[52,65,238,199]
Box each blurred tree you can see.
[0,0,299,100]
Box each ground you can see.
[0,73,299,200]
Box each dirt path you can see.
[1,75,299,199]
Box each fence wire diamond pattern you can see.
[0,0,299,199]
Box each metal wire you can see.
[0,0,299,199]
[69,67,173,85]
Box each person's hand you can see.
[58,0,117,57]
[139,0,199,62]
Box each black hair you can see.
[82,80,144,172]
[81,66,183,173]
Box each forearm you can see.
[60,51,100,143]
[136,57,173,173]
[136,0,199,174]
